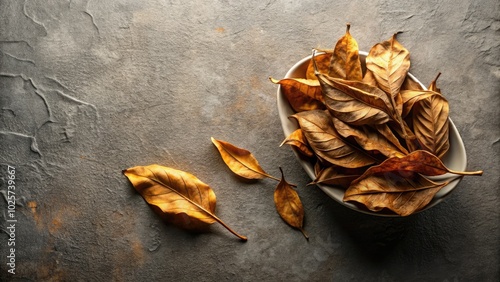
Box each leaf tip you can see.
[300,228,309,240]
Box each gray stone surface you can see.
[0,0,498,281]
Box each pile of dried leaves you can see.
[122,24,483,241]
[271,24,482,216]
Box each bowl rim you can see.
[276,50,467,217]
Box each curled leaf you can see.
[328,23,363,81]
[332,117,406,158]
[306,52,332,80]
[270,77,325,112]
[316,71,397,125]
[280,129,314,158]
[274,167,308,239]
[123,165,247,241]
[211,137,279,181]
[291,110,377,168]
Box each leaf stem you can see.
[300,228,309,240]
[448,169,483,176]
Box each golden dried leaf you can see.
[306,52,332,80]
[280,129,314,158]
[412,93,450,158]
[332,117,406,158]
[291,110,377,168]
[211,137,278,181]
[344,173,449,216]
[270,77,325,112]
[328,23,363,81]
[123,165,247,240]
[274,167,308,239]
[365,33,410,99]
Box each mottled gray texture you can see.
[0,0,498,281]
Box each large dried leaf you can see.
[274,168,308,239]
[365,33,410,99]
[280,129,314,158]
[270,77,325,112]
[318,75,396,125]
[344,173,449,216]
[211,137,278,181]
[332,117,406,158]
[328,23,363,81]
[123,165,247,240]
[291,110,376,168]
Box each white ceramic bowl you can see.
[277,51,467,216]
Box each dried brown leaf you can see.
[352,150,483,184]
[328,23,363,81]
[307,52,332,80]
[291,110,377,168]
[365,33,410,99]
[317,74,396,125]
[274,167,308,239]
[344,173,449,216]
[332,117,406,158]
[123,165,247,240]
[211,137,279,181]
[280,129,314,158]
[270,77,325,112]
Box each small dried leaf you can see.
[291,110,377,168]
[280,129,314,158]
[270,77,325,112]
[332,117,406,158]
[123,165,247,240]
[365,33,410,99]
[211,137,278,181]
[344,173,449,216]
[274,167,308,239]
[307,52,332,80]
[328,23,363,81]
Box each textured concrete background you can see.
[0,0,498,281]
